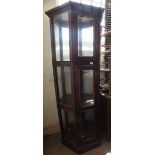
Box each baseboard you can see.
[43,123,60,136]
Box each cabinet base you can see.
[62,138,101,153]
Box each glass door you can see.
[80,109,96,142]
[76,67,97,142]
[54,11,70,61]
[79,69,94,107]
[57,66,73,106]
[77,16,94,57]
[61,109,76,143]
[53,10,74,107]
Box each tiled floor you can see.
[43,133,111,155]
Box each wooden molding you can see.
[43,123,60,136]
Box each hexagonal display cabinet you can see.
[45,1,103,153]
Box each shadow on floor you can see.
[43,133,111,155]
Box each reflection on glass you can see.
[61,109,76,142]
[78,16,94,56]
[57,67,72,105]
[80,70,94,106]
[54,11,70,61]
[81,109,96,141]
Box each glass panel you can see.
[61,109,76,142]
[78,16,94,56]
[57,67,72,105]
[81,109,96,141]
[80,70,94,107]
[54,11,70,61]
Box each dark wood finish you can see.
[45,1,103,17]
[100,94,111,141]
[45,1,104,153]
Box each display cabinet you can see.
[45,1,103,153]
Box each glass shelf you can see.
[101,30,111,37]
[100,68,111,72]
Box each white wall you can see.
[43,0,59,126]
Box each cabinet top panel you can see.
[45,1,104,17]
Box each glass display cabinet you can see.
[45,1,103,153]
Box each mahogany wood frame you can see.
[45,1,103,153]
